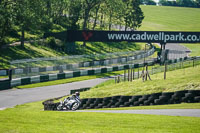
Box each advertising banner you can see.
[67,30,200,43]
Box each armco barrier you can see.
[11,47,155,76]
[43,90,200,111]
[0,80,11,90]
[1,55,197,89]
[9,56,200,88]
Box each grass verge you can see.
[0,101,200,133]
[80,65,200,98]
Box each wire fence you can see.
[115,56,200,83]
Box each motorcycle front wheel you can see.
[57,104,63,111]
[71,102,80,111]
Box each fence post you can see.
[164,62,167,80]
[124,69,126,81]
[193,57,195,67]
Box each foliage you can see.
[141,0,157,5]
[45,37,64,49]
[0,0,145,48]
[123,0,144,31]
[0,0,15,46]
[159,0,200,8]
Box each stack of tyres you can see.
[155,92,174,105]
[43,90,200,111]
[110,96,121,108]
[102,97,112,108]
[79,99,88,109]
[88,98,98,109]
[93,98,103,109]
[118,96,132,107]
[182,92,195,103]
[96,97,111,108]
[128,95,142,106]
[171,90,188,104]
[85,98,96,109]
[184,90,200,103]
[135,95,151,106]
[145,92,162,105]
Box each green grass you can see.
[80,65,200,98]
[0,42,143,69]
[140,5,200,31]
[16,71,124,89]
[0,43,67,69]
[0,101,200,133]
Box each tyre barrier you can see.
[43,90,200,111]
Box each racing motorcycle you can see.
[57,96,81,111]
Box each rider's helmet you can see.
[75,92,80,96]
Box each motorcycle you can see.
[57,96,81,111]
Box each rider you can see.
[75,92,80,100]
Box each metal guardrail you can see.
[10,47,155,79]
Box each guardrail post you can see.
[193,57,195,67]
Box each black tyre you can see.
[124,102,131,106]
[141,95,151,100]
[133,101,140,106]
[80,99,88,104]
[144,100,151,105]
[103,97,112,101]
[129,95,142,102]
[97,104,103,108]
[188,90,200,96]
[173,90,188,97]
[120,96,132,102]
[112,96,121,100]
[151,92,162,98]
[161,92,174,98]
[194,96,200,102]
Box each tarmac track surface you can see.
[0,77,111,109]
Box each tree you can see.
[68,0,82,30]
[105,0,124,31]
[123,0,144,31]
[176,0,195,7]
[141,0,156,5]
[0,0,15,46]
[195,0,200,7]
[82,0,102,30]
[14,0,46,47]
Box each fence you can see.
[9,56,200,88]
[10,47,155,79]
[115,56,200,83]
